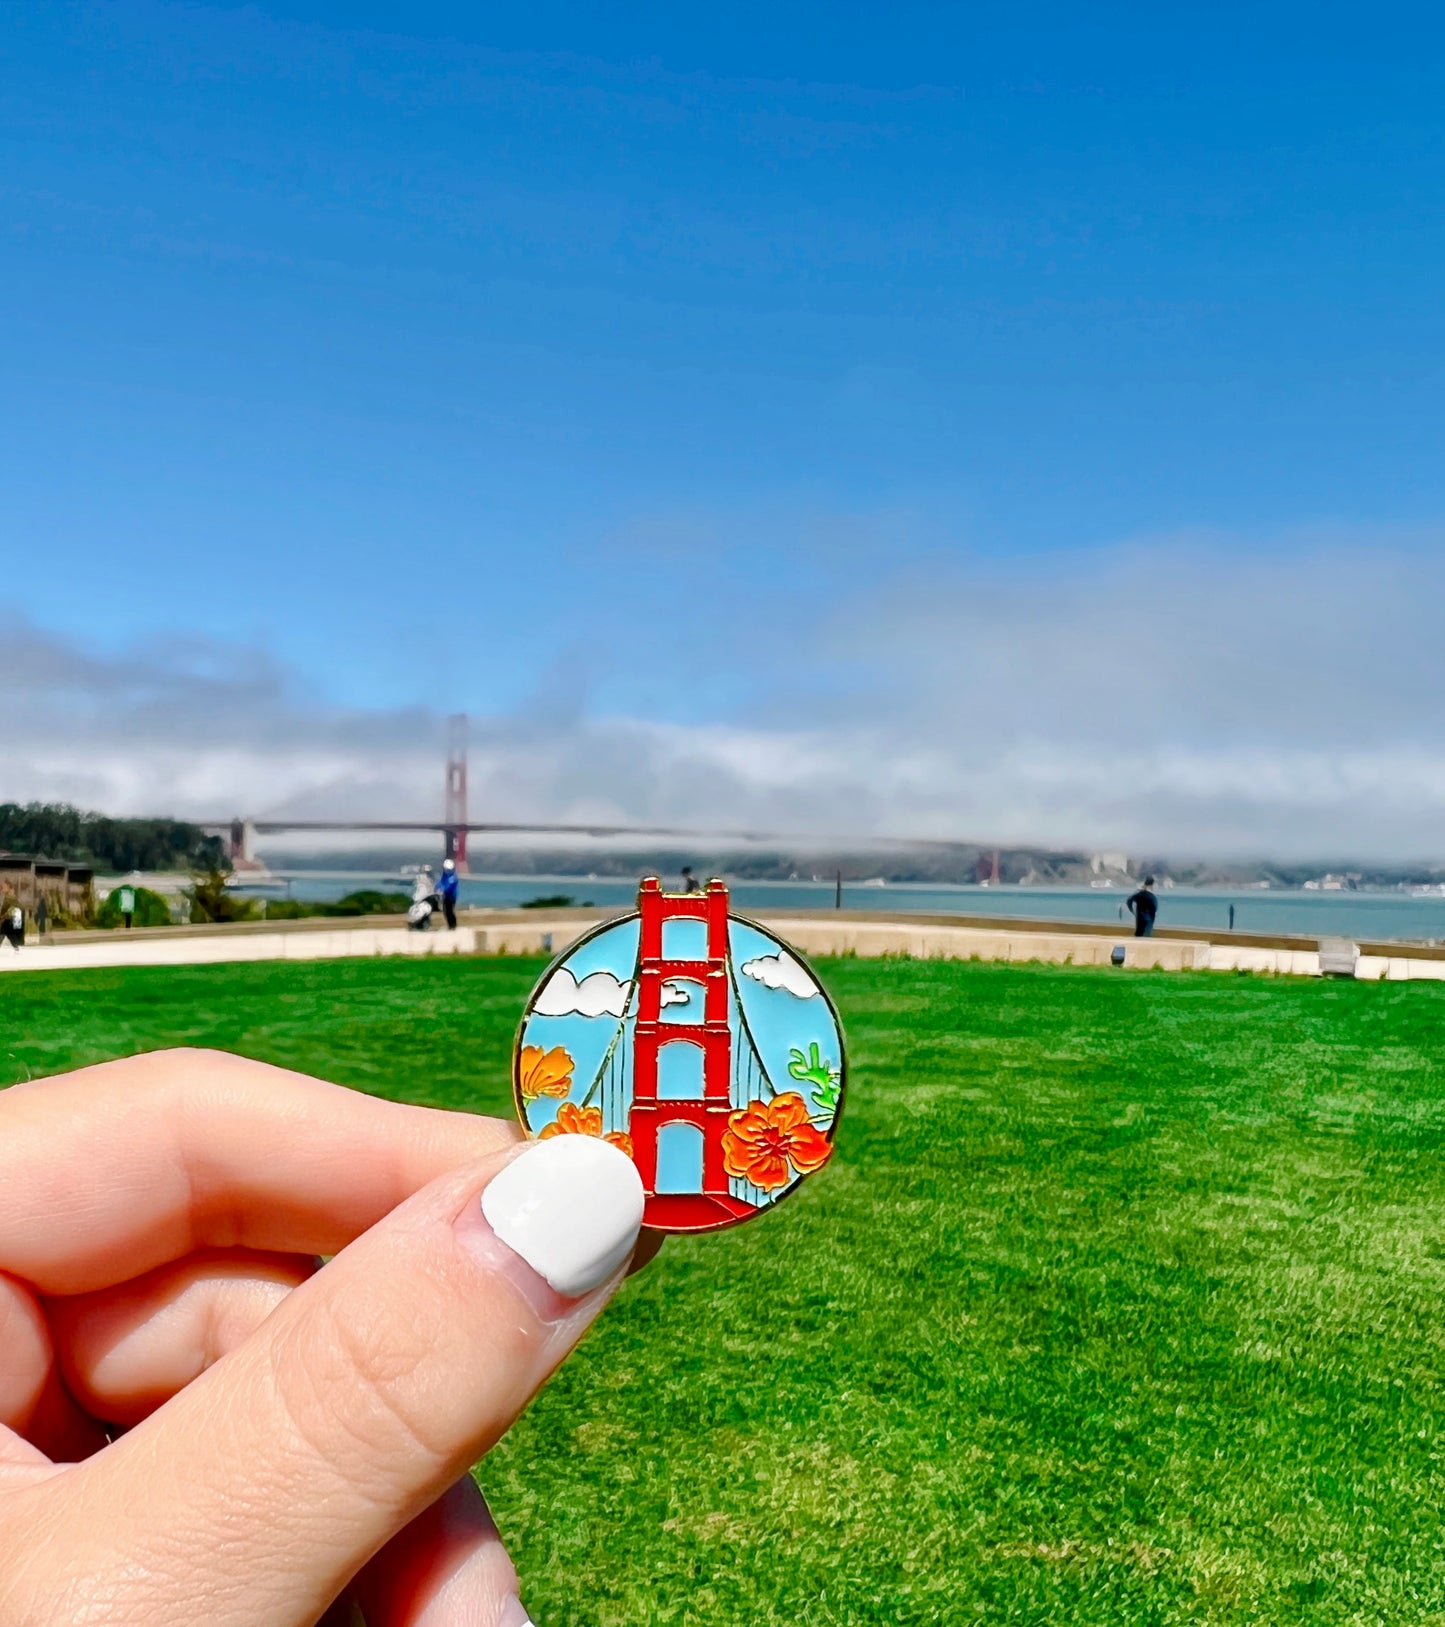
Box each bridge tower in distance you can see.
[629,877,754,1231]
[227,817,261,872]
[444,713,469,872]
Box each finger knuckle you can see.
[269,1279,452,1504]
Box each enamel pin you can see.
[514,876,845,1234]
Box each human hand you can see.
[0,1048,647,1625]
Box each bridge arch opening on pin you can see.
[660,917,710,962]
[656,1038,707,1099]
[659,976,706,1024]
[655,1120,706,1193]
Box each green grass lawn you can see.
[6,955,1445,1624]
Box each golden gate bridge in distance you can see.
[207,712,994,875]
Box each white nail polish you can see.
[481,1135,644,1298]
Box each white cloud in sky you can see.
[741,951,820,999]
[660,980,692,1007]
[532,967,632,1019]
[8,530,1445,860]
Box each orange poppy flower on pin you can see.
[539,1101,604,1139]
[536,1103,633,1160]
[722,1091,833,1193]
[519,1044,574,1103]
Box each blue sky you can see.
[6,3,1445,854]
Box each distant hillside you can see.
[0,803,225,874]
[262,841,1445,891]
[263,841,1088,884]
[265,841,1093,885]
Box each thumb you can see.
[54,1135,644,1626]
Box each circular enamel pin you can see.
[514,876,845,1234]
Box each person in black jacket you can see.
[1126,877,1159,937]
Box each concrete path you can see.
[0,926,481,973]
[3,911,1445,981]
[761,919,1443,981]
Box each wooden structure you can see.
[0,856,95,920]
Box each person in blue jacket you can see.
[438,858,460,930]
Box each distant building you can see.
[1090,852,1131,876]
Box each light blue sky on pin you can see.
[661,981,704,1023]
[520,918,638,1131]
[660,918,710,962]
[564,918,640,981]
[728,922,842,1107]
[520,1015,615,1132]
[657,1043,706,1100]
[656,1122,706,1194]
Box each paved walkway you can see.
[0,925,481,973]
[2,913,1444,981]
[771,918,1445,982]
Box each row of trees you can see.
[1,808,415,929]
[0,803,226,872]
[91,880,411,928]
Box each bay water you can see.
[237,872,1445,944]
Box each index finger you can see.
[0,1049,519,1293]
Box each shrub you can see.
[187,867,261,924]
[330,890,411,916]
[95,886,174,929]
[263,891,410,921]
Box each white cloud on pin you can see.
[741,951,819,999]
[533,967,632,1019]
[660,980,692,1007]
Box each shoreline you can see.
[5,905,1445,982]
[79,871,1445,946]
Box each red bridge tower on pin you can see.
[629,877,754,1232]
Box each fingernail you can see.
[498,1602,535,1627]
[478,1135,644,1299]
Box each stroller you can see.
[406,895,440,930]
[407,869,441,931]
